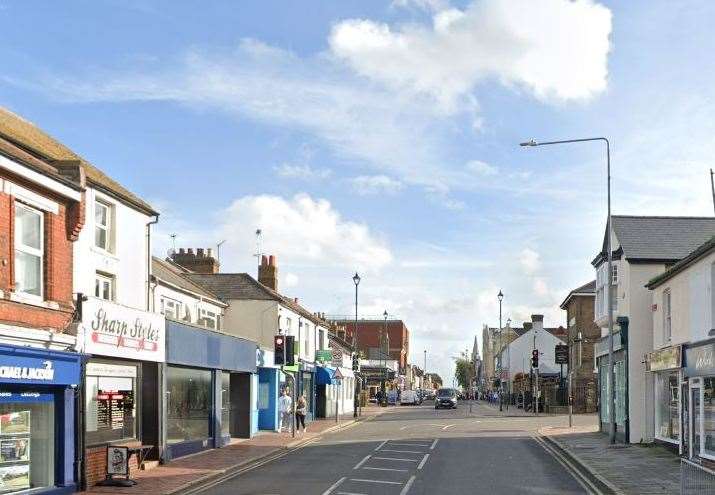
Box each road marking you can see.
[442,424,455,430]
[388,442,430,447]
[372,457,420,462]
[337,492,367,495]
[417,454,430,470]
[429,439,439,450]
[362,467,408,472]
[399,423,445,430]
[350,479,403,485]
[322,477,347,495]
[352,455,371,470]
[379,449,424,454]
[399,475,416,495]
[374,440,388,451]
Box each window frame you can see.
[611,264,618,284]
[14,202,44,299]
[94,199,113,252]
[162,296,183,321]
[94,272,115,301]
[663,289,672,343]
[200,308,217,329]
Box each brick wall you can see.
[566,294,600,413]
[85,442,141,486]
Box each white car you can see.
[400,390,419,405]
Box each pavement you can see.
[88,406,385,495]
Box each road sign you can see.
[331,349,343,367]
[333,368,345,380]
[555,344,569,365]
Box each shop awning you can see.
[316,366,336,385]
[335,367,354,379]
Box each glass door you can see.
[690,379,702,459]
[681,381,689,456]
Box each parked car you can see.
[400,390,419,405]
[434,387,458,409]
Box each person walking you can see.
[295,394,308,433]
[278,389,292,433]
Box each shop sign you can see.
[684,342,715,377]
[315,350,333,363]
[81,296,166,362]
[645,346,681,372]
[106,446,129,476]
[0,346,80,386]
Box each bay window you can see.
[14,203,43,298]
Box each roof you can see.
[0,107,157,215]
[594,216,715,265]
[151,257,226,305]
[559,280,596,309]
[647,236,715,289]
[186,272,327,326]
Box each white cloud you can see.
[533,277,549,297]
[391,0,449,12]
[466,160,498,176]
[275,163,332,180]
[519,248,540,275]
[350,175,404,195]
[330,0,611,112]
[284,273,299,288]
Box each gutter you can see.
[146,215,160,311]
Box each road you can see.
[197,401,591,495]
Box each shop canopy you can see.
[316,366,336,385]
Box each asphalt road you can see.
[198,401,589,495]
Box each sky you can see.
[2,0,715,384]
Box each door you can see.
[681,381,689,456]
[690,378,702,459]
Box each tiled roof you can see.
[0,107,157,215]
[647,236,715,289]
[559,280,596,309]
[186,272,326,326]
[151,257,226,304]
[598,216,715,263]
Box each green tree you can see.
[454,358,473,389]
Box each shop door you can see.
[689,379,702,459]
[681,381,689,456]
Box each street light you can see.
[520,136,615,444]
[381,310,388,404]
[498,290,503,412]
[353,272,361,418]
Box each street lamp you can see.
[498,290,504,412]
[381,310,388,404]
[352,272,361,418]
[520,136,615,444]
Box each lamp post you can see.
[520,137,615,444]
[505,317,511,411]
[498,290,503,412]
[381,310,388,404]
[352,272,361,418]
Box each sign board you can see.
[106,446,129,476]
[0,345,81,386]
[645,346,681,372]
[333,368,345,380]
[555,345,569,365]
[684,342,715,377]
[81,296,166,362]
[315,350,333,363]
[331,349,343,367]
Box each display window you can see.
[85,361,138,445]
[220,372,230,438]
[655,371,680,443]
[0,393,54,494]
[166,366,212,445]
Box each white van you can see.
[400,390,419,405]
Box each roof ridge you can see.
[613,215,715,220]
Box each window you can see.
[85,361,138,445]
[200,309,217,329]
[166,366,212,444]
[663,290,672,342]
[14,203,43,298]
[611,264,618,284]
[704,377,715,458]
[162,297,183,320]
[94,272,115,301]
[286,318,292,331]
[319,330,325,351]
[655,371,679,443]
[304,323,310,358]
[94,200,112,251]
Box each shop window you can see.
[704,377,715,458]
[663,290,672,342]
[0,396,55,493]
[94,200,113,252]
[94,272,115,301]
[166,366,212,444]
[85,362,138,445]
[655,372,679,442]
[220,372,230,438]
[14,203,43,298]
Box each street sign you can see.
[315,350,333,363]
[333,367,345,380]
[555,344,569,365]
[331,349,343,367]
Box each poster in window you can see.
[0,412,30,436]
[0,464,30,492]
[106,446,129,475]
[0,438,29,463]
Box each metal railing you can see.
[681,458,715,494]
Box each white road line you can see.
[322,477,346,495]
[372,457,419,462]
[430,439,439,450]
[352,455,371,470]
[389,442,430,447]
[362,467,408,472]
[374,440,388,451]
[349,479,403,485]
[417,454,430,470]
[379,449,424,454]
[399,475,416,495]
[337,492,367,495]
[442,424,455,430]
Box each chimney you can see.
[171,247,220,274]
[523,322,533,332]
[258,254,278,291]
[531,314,544,333]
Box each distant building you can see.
[340,319,410,373]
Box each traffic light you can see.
[274,335,285,365]
[531,349,539,368]
[285,336,296,366]
[352,353,360,372]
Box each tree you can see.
[454,358,474,389]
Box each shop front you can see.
[595,331,628,441]
[163,321,257,461]
[78,296,165,487]
[646,345,682,449]
[682,340,715,464]
[256,350,280,432]
[298,364,315,423]
[0,344,82,494]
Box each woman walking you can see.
[295,394,308,433]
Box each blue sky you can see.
[2,0,715,382]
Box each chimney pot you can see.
[258,253,278,291]
[294,297,299,304]
[171,246,220,274]
[187,248,194,255]
[179,248,185,254]
[197,248,205,257]
[261,255,268,266]
[269,255,276,267]
[207,248,214,258]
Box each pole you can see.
[711,169,715,215]
[353,274,360,418]
[606,141,615,444]
[499,294,503,412]
[336,380,340,423]
[568,369,573,428]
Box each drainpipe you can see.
[146,215,159,311]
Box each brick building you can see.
[559,280,599,413]
[342,319,410,373]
